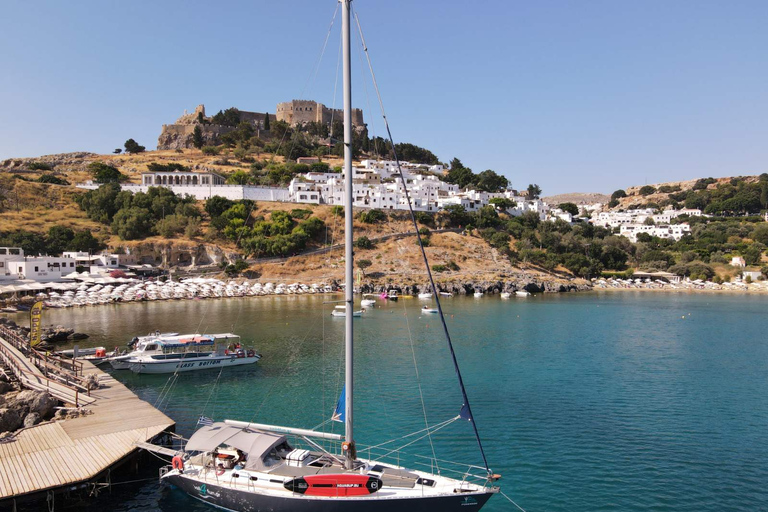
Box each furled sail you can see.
[332,386,345,423]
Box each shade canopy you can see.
[185,422,288,472]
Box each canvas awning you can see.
[185,422,287,471]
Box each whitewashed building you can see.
[619,223,691,243]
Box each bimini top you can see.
[185,422,289,472]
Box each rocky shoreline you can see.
[358,277,591,295]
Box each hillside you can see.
[0,149,580,288]
[542,192,609,206]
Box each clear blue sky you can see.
[2,0,767,195]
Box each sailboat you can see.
[160,2,499,509]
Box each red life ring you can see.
[172,456,184,471]
[216,465,226,476]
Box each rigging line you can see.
[354,23,379,158]
[199,368,224,419]
[378,416,460,461]
[248,313,321,423]
[272,3,339,161]
[500,491,530,512]
[400,291,440,473]
[353,7,492,475]
[301,1,340,100]
[365,415,459,451]
[325,30,343,160]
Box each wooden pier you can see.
[0,329,175,505]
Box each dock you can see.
[0,328,175,505]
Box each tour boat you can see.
[160,3,499,510]
[127,334,260,374]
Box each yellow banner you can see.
[30,301,43,347]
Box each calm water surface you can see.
[31,292,768,511]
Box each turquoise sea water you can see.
[33,292,768,511]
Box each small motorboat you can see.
[516,290,531,297]
[421,306,439,314]
[474,291,484,298]
[418,292,433,299]
[361,299,376,307]
[331,306,364,317]
[386,290,399,301]
[439,292,454,297]
[500,292,511,299]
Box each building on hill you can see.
[276,100,364,128]
[0,247,76,282]
[158,100,364,150]
[141,170,225,186]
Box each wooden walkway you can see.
[0,335,94,406]
[0,359,175,502]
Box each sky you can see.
[1,0,767,195]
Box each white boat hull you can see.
[130,354,260,374]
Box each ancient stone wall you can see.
[276,100,364,127]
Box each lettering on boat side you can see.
[193,483,221,499]
[461,497,478,506]
[179,360,224,369]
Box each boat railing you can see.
[287,434,494,488]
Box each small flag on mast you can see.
[197,415,213,427]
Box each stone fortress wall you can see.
[275,99,364,127]
[158,102,364,150]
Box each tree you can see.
[611,189,627,200]
[639,185,656,196]
[113,148,122,154]
[69,230,104,252]
[355,236,374,249]
[527,184,542,199]
[558,202,579,216]
[88,162,126,184]
[226,170,251,185]
[111,207,152,240]
[643,216,656,226]
[205,196,235,219]
[357,259,372,276]
[263,113,270,131]
[46,225,75,255]
[475,170,509,192]
[192,125,204,149]
[441,204,472,227]
[124,138,146,154]
[489,197,515,210]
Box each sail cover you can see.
[332,386,345,423]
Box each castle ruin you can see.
[275,99,364,127]
[157,101,364,150]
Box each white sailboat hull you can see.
[164,465,496,512]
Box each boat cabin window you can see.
[144,344,158,351]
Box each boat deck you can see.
[0,358,175,502]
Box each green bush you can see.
[359,209,387,223]
[88,162,126,184]
[28,161,53,171]
[202,146,220,156]
[38,174,69,185]
[355,236,374,249]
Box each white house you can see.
[62,252,122,273]
[730,256,746,268]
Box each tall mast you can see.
[341,0,356,469]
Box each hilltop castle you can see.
[157,101,364,150]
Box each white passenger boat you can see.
[128,334,260,374]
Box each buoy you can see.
[172,456,184,471]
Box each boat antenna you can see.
[352,6,492,475]
[341,0,356,469]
